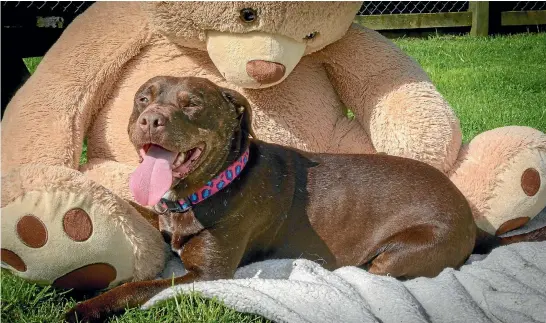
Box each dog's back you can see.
[248,140,476,275]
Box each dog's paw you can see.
[64,287,130,323]
[64,302,105,323]
[1,167,137,290]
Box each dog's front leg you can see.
[64,271,200,323]
[64,227,245,323]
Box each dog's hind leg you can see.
[366,224,473,279]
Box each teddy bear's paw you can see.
[450,126,546,236]
[1,188,135,290]
[490,164,545,236]
[0,165,165,291]
[481,135,545,236]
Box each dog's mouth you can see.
[129,142,207,206]
[139,143,206,179]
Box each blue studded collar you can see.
[156,147,250,213]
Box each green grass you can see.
[5,33,545,322]
[23,57,42,74]
[394,33,546,141]
[1,270,268,323]
[1,270,75,323]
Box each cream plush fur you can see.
[2,2,545,289]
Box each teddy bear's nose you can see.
[246,60,286,84]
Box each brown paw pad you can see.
[496,217,530,236]
[16,215,48,248]
[63,208,93,242]
[521,168,541,196]
[53,263,117,291]
[1,249,27,272]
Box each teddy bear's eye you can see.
[304,32,318,40]
[139,97,149,104]
[240,8,257,23]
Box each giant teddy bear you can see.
[2,2,545,290]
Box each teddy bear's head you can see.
[141,1,361,88]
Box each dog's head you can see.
[128,76,255,204]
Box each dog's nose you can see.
[246,60,286,84]
[139,112,166,132]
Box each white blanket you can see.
[144,210,546,323]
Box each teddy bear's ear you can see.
[221,88,257,139]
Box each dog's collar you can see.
[156,148,250,213]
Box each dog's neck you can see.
[156,126,252,214]
[224,122,251,170]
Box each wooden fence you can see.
[354,1,546,36]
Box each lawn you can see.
[3,33,546,322]
[1,271,268,323]
[396,33,546,140]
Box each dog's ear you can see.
[220,88,257,139]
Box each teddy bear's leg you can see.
[449,126,546,235]
[1,164,166,291]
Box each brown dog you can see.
[65,76,545,322]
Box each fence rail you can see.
[1,1,545,36]
[358,1,469,15]
[355,1,546,35]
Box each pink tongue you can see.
[129,145,178,206]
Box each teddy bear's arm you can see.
[319,24,462,173]
[1,2,149,172]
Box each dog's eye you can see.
[304,32,318,40]
[240,8,257,23]
[182,105,203,119]
[178,92,192,108]
[138,97,149,104]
